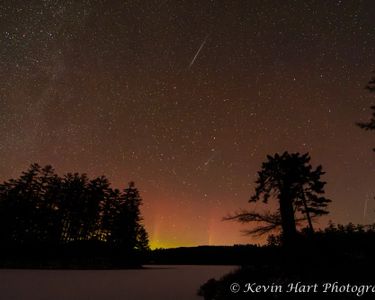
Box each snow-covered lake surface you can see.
[0,265,237,300]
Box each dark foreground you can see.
[198,228,375,299]
[0,241,144,269]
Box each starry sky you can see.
[0,1,375,248]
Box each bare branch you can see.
[225,209,317,236]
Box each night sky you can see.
[0,1,374,248]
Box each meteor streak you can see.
[189,35,209,69]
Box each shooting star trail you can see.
[196,149,220,171]
[188,35,209,69]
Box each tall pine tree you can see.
[110,182,149,251]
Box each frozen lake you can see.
[0,265,237,300]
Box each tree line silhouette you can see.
[0,164,149,256]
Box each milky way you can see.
[0,1,375,248]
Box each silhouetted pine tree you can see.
[59,173,89,242]
[84,176,110,240]
[357,74,375,151]
[13,164,42,244]
[110,182,149,251]
[33,165,62,244]
[136,226,150,251]
[226,152,330,246]
[100,188,121,241]
[0,178,19,244]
